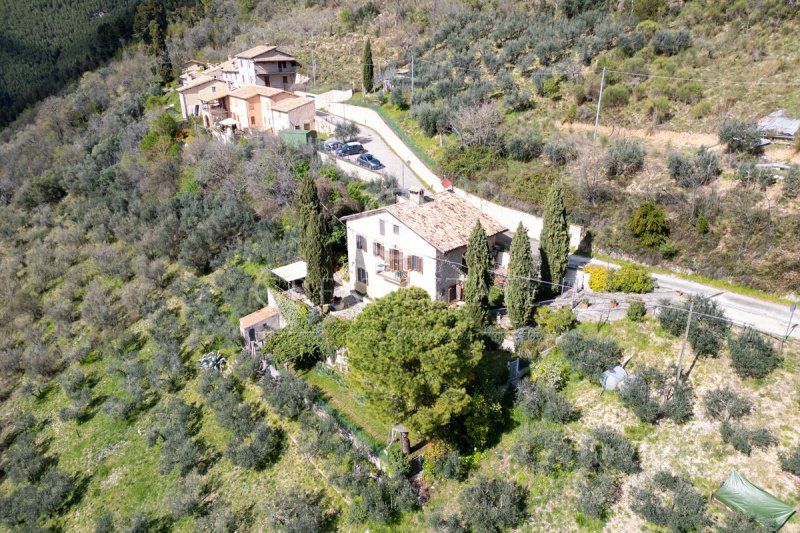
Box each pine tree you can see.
[298,174,333,306]
[506,223,537,328]
[464,221,491,326]
[539,181,570,292]
[362,39,374,93]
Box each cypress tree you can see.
[539,181,570,292]
[298,174,333,306]
[506,223,537,328]
[464,221,491,327]
[362,39,374,93]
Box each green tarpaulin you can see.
[715,469,796,530]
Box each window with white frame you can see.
[379,219,385,235]
[393,224,400,235]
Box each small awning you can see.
[714,469,796,530]
[271,260,307,283]
[219,117,238,126]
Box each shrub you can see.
[505,134,544,162]
[387,445,411,479]
[459,476,528,533]
[628,201,669,247]
[604,138,645,177]
[784,165,800,198]
[728,328,782,379]
[516,380,576,423]
[543,138,578,166]
[226,422,284,470]
[268,488,331,533]
[390,85,408,109]
[261,372,314,419]
[619,32,648,56]
[560,331,621,381]
[534,306,577,335]
[584,265,610,291]
[334,120,360,143]
[734,161,776,190]
[644,96,672,124]
[703,387,752,421]
[719,118,761,153]
[321,316,350,353]
[512,422,576,474]
[528,349,571,391]
[717,513,773,533]
[488,285,504,307]
[411,103,450,137]
[262,328,321,368]
[631,471,709,532]
[657,296,729,357]
[576,474,619,519]
[720,420,776,455]
[618,365,694,424]
[578,426,640,474]
[779,446,800,477]
[602,85,630,108]
[608,264,654,293]
[433,449,465,480]
[652,29,692,56]
[627,299,646,321]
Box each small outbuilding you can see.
[279,128,318,146]
[239,306,280,352]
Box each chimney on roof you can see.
[407,186,425,206]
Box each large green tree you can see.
[506,223,537,328]
[362,38,374,93]
[298,174,333,305]
[464,221,491,327]
[346,288,483,437]
[539,182,570,291]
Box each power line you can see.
[593,68,800,87]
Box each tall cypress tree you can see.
[298,174,333,306]
[539,181,570,292]
[464,221,491,327]
[506,223,537,328]
[362,39,374,93]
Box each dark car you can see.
[356,153,384,170]
[335,142,365,157]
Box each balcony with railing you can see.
[378,269,409,287]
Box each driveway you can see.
[569,255,799,340]
[317,111,426,192]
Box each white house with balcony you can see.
[341,189,507,303]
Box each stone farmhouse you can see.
[342,188,508,303]
[176,44,314,134]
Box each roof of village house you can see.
[236,44,278,59]
[176,75,225,92]
[198,86,230,101]
[271,96,313,113]
[229,85,286,100]
[220,58,239,73]
[239,306,278,329]
[183,59,206,67]
[254,53,297,63]
[342,191,507,253]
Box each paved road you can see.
[318,112,425,192]
[569,255,799,340]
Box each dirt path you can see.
[558,121,800,163]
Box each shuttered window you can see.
[373,242,384,259]
[388,249,403,271]
[356,235,366,250]
[407,255,423,273]
[357,267,368,284]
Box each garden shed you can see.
[713,469,796,530]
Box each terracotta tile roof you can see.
[176,75,218,92]
[239,306,278,329]
[198,86,230,101]
[271,96,314,113]
[343,191,507,253]
[236,44,278,59]
[220,58,239,73]
[229,85,285,100]
[254,53,297,63]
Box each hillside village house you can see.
[342,188,507,303]
[176,44,313,134]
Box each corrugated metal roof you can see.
[758,110,800,139]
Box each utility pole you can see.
[410,55,415,104]
[780,302,797,354]
[593,67,606,142]
[312,50,316,88]
[676,299,694,382]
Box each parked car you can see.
[336,142,365,157]
[322,138,342,152]
[356,153,384,170]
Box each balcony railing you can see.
[378,270,409,286]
